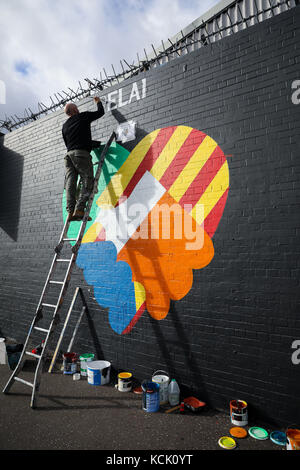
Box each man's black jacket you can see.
[62,101,105,152]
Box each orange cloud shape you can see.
[117,192,214,320]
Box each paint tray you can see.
[183,396,206,412]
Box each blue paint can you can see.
[142,381,160,412]
[63,352,78,375]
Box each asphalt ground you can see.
[0,359,295,463]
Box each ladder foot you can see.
[3,379,15,395]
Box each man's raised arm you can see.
[86,97,105,122]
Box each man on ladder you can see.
[2,93,115,408]
[62,96,105,221]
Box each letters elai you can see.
[104,78,147,111]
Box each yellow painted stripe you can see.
[150,126,192,181]
[168,136,218,201]
[190,162,229,226]
[82,222,103,243]
[97,128,161,207]
[134,281,146,311]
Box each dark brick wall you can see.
[1,7,300,425]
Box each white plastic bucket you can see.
[152,370,170,404]
[79,353,95,376]
[87,360,111,386]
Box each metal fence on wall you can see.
[150,0,298,65]
[0,0,298,132]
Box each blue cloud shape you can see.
[76,241,137,335]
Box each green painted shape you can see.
[62,142,130,245]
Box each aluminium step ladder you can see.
[2,132,116,408]
[48,286,89,374]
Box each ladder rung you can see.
[56,259,72,263]
[42,303,57,308]
[34,326,49,333]
[49,281,64,285]
[63,238,77,241]
[26,351,42,359]
[14,377,34,388]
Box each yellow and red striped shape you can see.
[96,125,229,238]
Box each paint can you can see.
[62,352,78,375]
[230,400,248,427]
[79,353,95,377]
[286,425,300,450]
[141,380,160,413]
[152,370,170,404]
[87,360,111,386]
[118,372,132,392]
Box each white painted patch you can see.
[95,171,166,253]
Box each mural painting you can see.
[62,126,230,334]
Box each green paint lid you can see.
[249,427,269,440]
[79,354,95,360]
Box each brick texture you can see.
[0,7,300,425]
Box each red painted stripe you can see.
[159,128,206,190]
[179,145,226,209]
[204,187,229,238]
[116,126,177,205]
[95,227,106,241]
[122,301,146,335]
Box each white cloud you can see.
[0,0,219,123]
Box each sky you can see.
[0,0,221,126]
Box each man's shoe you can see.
[71,210,92,221]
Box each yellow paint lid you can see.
[218,436,236,450]
[118,372,132,379]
